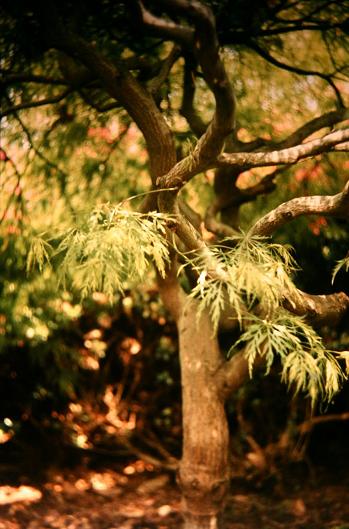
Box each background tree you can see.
[1,1,349,528]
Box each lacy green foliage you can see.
[228,311,344,407]
[187,234,299,331]
[54,205,171,298]
[186,234,344,405]
[332,254,349,283]
[335,350,349,375]
[26,236,52,273]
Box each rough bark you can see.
[178,298,230,529]
[158,270,232,529]
[218,128,349,168]
[250,180,349,237]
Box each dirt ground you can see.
[0,463,348,529]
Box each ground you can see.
[0,462,348,529]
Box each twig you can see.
[1,88,73,118]
[248,40,345,108]
[298,412,349,434]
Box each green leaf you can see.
[26,236,53,273]
[54,204,172,298]
[332,254,349,283]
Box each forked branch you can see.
[153,0,236,206]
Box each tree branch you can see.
[0,71,69,86]
[1,88,73,118]
[298,411,349,434]
[78,89,121,113]
[38,0,176,183]
[214,107,349,156]
[0,150,23,225]
[248,40,345,107]
[137,0,194,46]
[217,290,349,397]
[218,128,349,169]
[204,204,239,238]
[250,179,349,237]
[217,349,265,399]
[180,55,207,136]
[251,20,349,37]
[277,108,349,149]
[208,109,349,230]
[147,44,181,97]
[156,0,236,214]
[284,289,349,327]
[6,101,73,209]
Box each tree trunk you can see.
[177,298,230,529]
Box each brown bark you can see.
[178,298,230,529]
[250,179,349,237]
[158,270,232,528]
[218,128,349,168]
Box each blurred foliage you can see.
[0,228,181,466]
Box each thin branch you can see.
[9,105,73,207]
[250,179,349,237]
[274,0,343,25]
[248,41,344,107]
[78,89,121,113]
[334,141,349,152]
[218,128,349,169]
[204,204,238,238]
[277,108,349,149]
[147,44,181,97]
[225,170,280,208]
[119,437,178,470]
[250,19,349,37]
[1,88,73,118]
[141,429,179,465]
[0,150,23,225]
[0,71,70,86]
[298,412,349,434]
[205,169,280,237]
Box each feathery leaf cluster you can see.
[228,311,344,407]
[187,234,299,331]
[332,254,349,283]
[26,205,172,298]
[56,205,172,298]
[27,236,52,273]
[185,234,344,405]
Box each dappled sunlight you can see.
[0,486,42,506]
